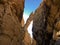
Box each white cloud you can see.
[23,13,33,38]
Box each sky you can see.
[24,0,42,16]
[23,0,42,38]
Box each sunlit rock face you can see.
[53,21,60,41]
[23,12,34,45]
[23,31,31,45]
[0,0,25,45]
[32,0,60,45]
[0,0,24,22]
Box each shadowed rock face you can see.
[32,39,37,45]
[54,39,60,45]
[0,0,25,45]
[32,1,48,45]
[32,0,60,45]
[53,0,60,6]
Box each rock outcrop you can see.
[32,0,60,45]
[0,0,25,45]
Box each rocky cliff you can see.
[32,0,60,45]
[0,0,25,45]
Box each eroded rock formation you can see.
[0,0,25,45]
[23,12,34,45]
[1,0,60,45]
[24,12,34,29]
[32,0,60,45]
[32,1,48,45]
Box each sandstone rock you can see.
[21,18,24,27]
[0,0,25,45]
[24,12,34,29]
[32,39,37,45]
[32,0,60,45]
[32,1,49,45]
[0,0,24,22]
[23,12,34,45]
[23,31,31,45]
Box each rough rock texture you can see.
[24,12,34,29]
[32,1,48,45]
[23,31,31,45]
[21,18,24,27]
[0,0,25,45]
[0,0,24,22]
[23,12,34,45]
[32,0,60,45]
[32,39,36,45]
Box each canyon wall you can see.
[1,0,60,45]
[0,0,25,45]
[32,0,60,45]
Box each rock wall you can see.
[32,1,48,45]
[32,0,60,45]
[1,0,60,45]
[0,0,25,45]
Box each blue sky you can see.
[23,0,42,38]
[24,0,42,16]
